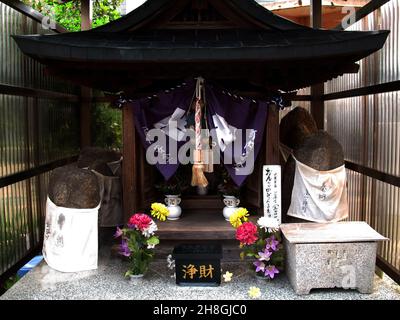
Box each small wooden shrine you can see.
[13,0,389,239]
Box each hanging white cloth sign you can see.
[287,157,349,223]
[263,165,282,225]
[43,197,100,273]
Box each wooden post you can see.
[311,83,325,129]
[80,86,91,148]
[122,104,137,222]
[311,0,322,29]
[81,0,92,30]
[310,0,325,129]
[80,0,92,148]
[265,103,280,165]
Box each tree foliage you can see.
[23,0,124,31]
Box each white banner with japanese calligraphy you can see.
[43,197,99,273]
[287,157,349,223]
[263,165,282,225]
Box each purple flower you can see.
[265,236,280,252]
[258,249,272,262]
[127,223,136,229]
[253,260,266,273]
[119,239,131,257]
[264,265,280,279]
[114,227,123,238]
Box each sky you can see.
[125,0,147,12]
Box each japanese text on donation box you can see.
[263,165,282,224]
[182,264,215,280]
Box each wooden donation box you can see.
[280,222,388,295]
[172,244,222,287]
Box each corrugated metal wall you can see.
[0,3,80,277]
[325,0,400,275]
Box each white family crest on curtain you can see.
[211,113,238,152]
[153,107,188,142]
[43,197,100,273]
[288,157,349,223]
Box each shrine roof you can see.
[11,0,390,92]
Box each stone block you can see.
[281,222,388,295]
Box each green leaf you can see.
[125,270,133,277]
[147,236,160,246]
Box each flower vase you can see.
[222,195,240,221]
[254,272,270,282]
[165,195,182,220]
[129,274,144,282]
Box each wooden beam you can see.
[311,83,325,129]
[80,0,92,31]
[0,83,79,102]
[310,0,322,29]
[122,104,137,222]
[290,95,313,102]
[265,103,280,165]
[79,0,93,148]
[0,0,67,33]
[333,0,390,31]
[0,156,78,189]
[345,161,400,188]
[310,0,324,129]
[323,80,400,101]
[376,255,400,285]
[80,86,92,148]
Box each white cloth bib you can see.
[287,157,349,223]
[43,197,100,273]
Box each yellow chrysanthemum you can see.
[229,208,249,228]
[248,286,261,299]
[151,203,169,221]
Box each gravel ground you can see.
[1,247,399,300]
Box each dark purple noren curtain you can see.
[130,81,268,186]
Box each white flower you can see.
[142,221,158,238]
[222,271,233,282]
[257,217,280,233]
[147,244,156,249]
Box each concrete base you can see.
[285,239,378,295]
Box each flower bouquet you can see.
[229,208,284,279]
[115,203,169,278]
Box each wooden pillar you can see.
[311,83,325,130]
[311,0,322,29]
[81,0,92,30]
[80,0,92,148]
[310,0,325,129]
[80,87,92,148]
[265,104,280,165]
[122,104,137,222]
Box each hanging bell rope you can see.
[191,77,209,188]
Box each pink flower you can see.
[236,222,258,245]
[128,214,152,231]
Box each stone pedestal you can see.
[281,222,388,295]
